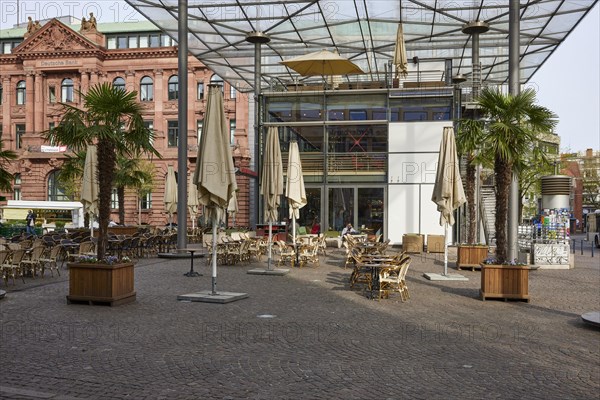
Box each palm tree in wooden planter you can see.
[46,83,159,259]
[476,88,556,301]
[455,119,489,270]
[477,87,557,263]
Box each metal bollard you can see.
[591,243,594,257]
[581,240,583,255]
[572,240,575,254]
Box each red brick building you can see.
[0,18,250,228]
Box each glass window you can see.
[141,192,152,209]
[197,82,204,100]
[14,173,21,185]
[140,76,153,101]
[13,188,21,200]
[111,188,118,209]
[116,36,127,48]
[107,37,117,49]
[16,80,26,105]
[15,124,25,149]
[128,36,138,48]
[143,120,154,145]
[326,94,387,121]
[61,78,74,102]
[230,85,236,99]
[0,84,2,104]
[49,86,56,103]
[167,121,178,147]
[48,170,69,201]
[266,94,323,123]
[197,120,203,144]
[139,35,148,48]
[210,74,224,92]
[168,75,178,100]
[3,43,12,54]
[149,34,160,47]
[113,77,125,91]
[229,119,236,144]
[161,35,172,47]
[49,122,55,131]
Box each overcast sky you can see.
[1,1,598,153]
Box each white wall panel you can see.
[389,121,448,153]
[420,184,445,239]
[388,185,420,244]
[389,153,439,184]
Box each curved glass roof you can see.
[126,0,598,92]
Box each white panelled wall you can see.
[387,121,452,245]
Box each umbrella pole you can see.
[444,223,448,276]
[292,216,298,267]
[267,221,273,270]
[211,216,218,295]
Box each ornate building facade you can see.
[0,18,250,227]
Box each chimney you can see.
[586,148,593,158]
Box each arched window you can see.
[0,83,3,105]
[210,74,224,93]
[16,80,26,105]
[13,173,21,200]
[61,78,74,102]
[168,75,178,100]
[47,170,69,201]
[113,77,125,91]
[140,76,153,101]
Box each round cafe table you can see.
[182,248,202,277]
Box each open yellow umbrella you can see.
[280,49,363,76]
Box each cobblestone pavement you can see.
[0,245,598,399]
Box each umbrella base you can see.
[247,268,289,276]
[177,291,248,304]
[581,311,600,328]
[422,273,469,281]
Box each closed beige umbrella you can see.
[431,126,466,275]
[261,126,284,269]
[164,165,177,227]
[188,173,199,230]
[286,141,306,253]
[227,191,239,226]
[81,145,99,236]
[280,49,363,76]
[194,85,237,294]
[394,23,409,79]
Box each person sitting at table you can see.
[311,217,321,235]
[341,222,357,237]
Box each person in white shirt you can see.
[341,223,357,237]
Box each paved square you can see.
[1,246,598,399]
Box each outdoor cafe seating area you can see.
[0,227,411,301]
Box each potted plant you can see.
[475,87,556,300]
[479,257,531,302]
[455,119,488,270]
[46,83,159,306]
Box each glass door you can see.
[357,188,384,237]
[328,187,354,232]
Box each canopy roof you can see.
[126,0,597,92]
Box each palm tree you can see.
[0,138,18,192]
[113,156,154,225]
[456,118,486,244]
[45,83,159,259]
[477,87,557,262]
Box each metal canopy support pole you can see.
[508,0,520,261]
[246,32,270,231]
[177,0,189,251]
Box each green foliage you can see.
[45,83,160,258]
[0,138,18,192]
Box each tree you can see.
[476,87,557,262]
[455,119,486,244]
[0,138,18,192]
[46,83,159,259]
[57,150,86,200]
[113,156,154,225]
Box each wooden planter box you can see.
[427,235,445,253]
[457,245,488,270]
[402,234,424,253]
[67,262,136,306]
[480,264,530,302]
